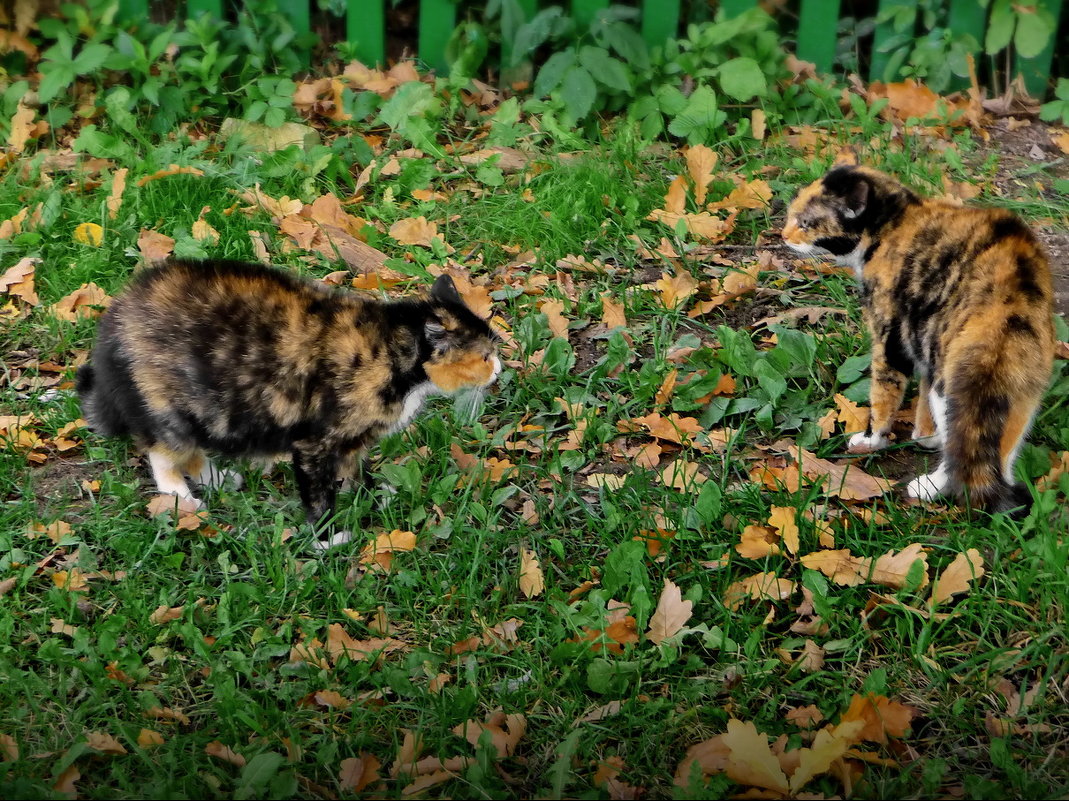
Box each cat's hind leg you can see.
[147,445,204,508]
[911,377,943,450]
[184,451,245,490]
[907,384,951,500]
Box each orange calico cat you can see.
[782,153,1055,514]
[78,259,501,547]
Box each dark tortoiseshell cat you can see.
[78,259,500,546]
[782,152,1054,513]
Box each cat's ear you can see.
[425,315,448,348]
[842,176,870,219]
[832,147,859,167]
[430,274,462,305]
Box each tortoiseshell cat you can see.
[782,152,1054,514]
[78,259,500,547]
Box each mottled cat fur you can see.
[78,259,500,545]
[782,152,1054,514]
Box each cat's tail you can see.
[944,351,1039,518]
[76,361,128,438]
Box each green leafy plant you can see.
[1039,77,1069,124]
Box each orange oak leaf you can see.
[339,753,381,792]
[205,741,246,767]
[646,578,693,644]
[930,548,984,607]
[768,506,799,554]
[519,548,544,599]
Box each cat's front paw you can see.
[847,432,889,454]
[906,468,949,501]
[312,529,353,551]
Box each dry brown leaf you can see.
[870,542,929,590]
[313,689,352,710]
[788,719,865,793]
[736,524,780,559]
[1052,131,1069,156]
[137,729,165,748]
[137,229,176,262]
[778,441,893,501]
[662,174,687,214]
[540,298,569,339]
[136,164,205,186]
[751,109,767,141]
[389,216,439,247]
[7,102,35,153]
[673,735,731,786]
[723,572,794,610]
[325,623,406,665]
[192,216,220,245]
[686,145,718,205]
[452,710,526,757]
[86,731,128,755]
[646,578,693,644]
[0,732,17,762]
[930,548,984,607]
[519,548,544,599]
[707,178,773,211]
[722,719,790,794]
[107,168,128,219]
[834,393,869,436]
[50,618,78,637]
[149,604,184,625]
[339,753,381,793]
[768,506,799,554]
[840,693,916,743]
[785,705,824,729]
[655,369,678,406]
[45,280,109,320]
[652,271,699,310]
[52,569,88,592]
[658,459,706,491]
[586,473,627,490]
[145,706,190,726]
[52,764,80,797]
[0,256,39,305]
[579,700,623,724]
[798,639,825,673]
[628,412,704,447]
[205,741,246,767]
[0,207,28,240]
[601,293,627,328]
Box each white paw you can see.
[376,483,399,510]
[848,432,889,454]
[200,468,245,490]
[907,469,949,501]
[911,428,943,451]
[312,530,353,551]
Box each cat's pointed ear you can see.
[833,147,859,167]
[430,274,462,305]
[842,176,870,219]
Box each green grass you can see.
[2,107,1069,800]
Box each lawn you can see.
[1,62,1069,799]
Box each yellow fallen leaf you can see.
[452,710,526,758]
[50,618,78,637]
[149,605,184,625]
[136,164,206,186]
[539,298,569,340]
[834,393,869,436]
[768,506,799,554]
[339,754,381,793]
[519,548,544,599]
[107,168,128,219]
[840,693,916,743]
[86,731,128,755]
[662,174,687,215]
[751,108,766,141]
[137,229,176,262]
[686,145,717,206]
[736,524,780,559]
[600,293,627,329]
[723,572,794,610]
[192,217,220,245]
[930,548,984,607]
[50,283,110,322]
[73,222,104,247]
[652,270,699,310]
[52,763,80,797]
[787,719,865,792]
[52,568,88,592]
[722,719,789,794]
[137,729,165,748]
[0,256,39,306]
[658,459,706,491]
[313,689,352,709]
[646,578,693,644]
[389,216,439,247]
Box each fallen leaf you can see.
[86,731,127,755]
[389,216,439,247]
[736,524,781,559]
[930,548,984,607]
[768,506,799,554]
[325,623,407,665]
[205,741,246,767]
[540,298,569,339]
[707,178,773,211]
[452,710,526,757]
[73,222,104,247]
[137,729,165,748]
[646,578,693,644]
[798,639,825,673]
[834,393,869,435]
[192,217,220,245]
[0,577,16,596]
[0,207,28,240]
[107,168,128,219]
[359,529,418,571]
[313,689,352,710]
[579,700,623,724]
[145,706,190,725]
[7,102,36,153]
[686,145,718,205]
[658,459,706,490]
[52,764,80,797]
[0,257,40,307]
[136,164,205,186]
[723,572,794,610]
[52,568,88,592]
[50,618,78,637]
[149,605,184,625]
[50,283,110,322]
[652,271,699,310]
[721,719,789,794]
[785,705,825,729]
[751,109,766,140]
[519,548,544,599]
[788,719,865,793]
[0,732,18,762]
[662,174,687,214]
[601,293,627,328]
[777,441,893,501]
[339,753,381,793]
[137,229,176,262]
[840,693,916,743]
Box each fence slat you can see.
[186,0,222,18]
[348,0,386,66]
[947,0,986,90]
[418,0,456,73]
[1016,0,1064,97]
[571,0,609,30]
[796,0,843,74]
[641,0,681,46]
[868,0,914,82]
[720,0,757,16]
[117,0,148,21]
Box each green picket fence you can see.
[118,0,1066,97]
